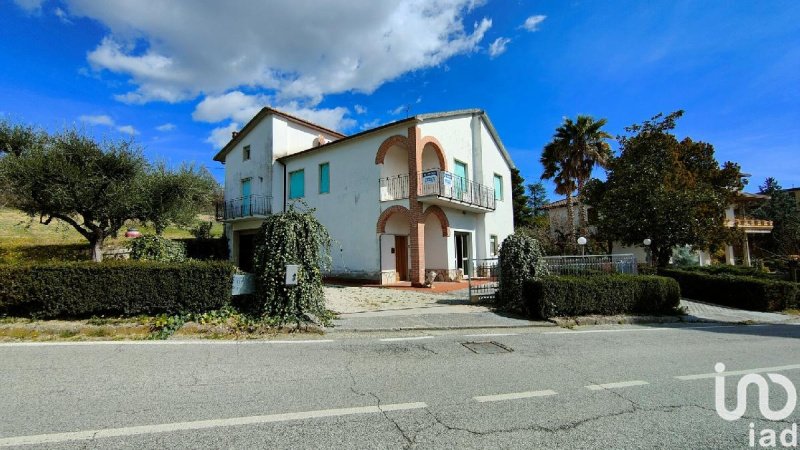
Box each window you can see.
[319,162,330,194]
[289,169,305,199]
[493,174,503,200]
[243,145,251,161]
[489,235,499,256]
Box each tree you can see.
[0,127,148,261]
[526,181,549,226]
[584,111,743,267]
[140,163,218,234]
[540,115,612,241]
[754,178,800,256]
[510,168,534,228]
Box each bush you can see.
[524,275,681,319]
[0,260,234,319]
[496,234,548,311]
[129,235,187,262]
[659,268,798,311]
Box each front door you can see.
[394,236,408,281]
[238,232,255,273]
[455,232,470,277]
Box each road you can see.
[2,323,800,449]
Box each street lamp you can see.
[643,238,652,266]
[577,236,587,256]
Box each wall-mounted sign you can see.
[286,264,299,286]
[232,274,255,296]
[422,170,438,185]
[442,172,454,188]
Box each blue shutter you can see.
[319,163,330,194]
[289,170,305,199]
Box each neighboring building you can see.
[214,108,515,286]
[542,192,773,266]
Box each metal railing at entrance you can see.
[467,257,499,302]
[542,254,638,275]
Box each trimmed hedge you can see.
[0,260,235,319]
[524,275,681,319]
[659,268,798,312]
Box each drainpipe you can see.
[278,160,287,212]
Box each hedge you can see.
[0,260,235,319]
[659,268,798,312]
[523,275,681,319]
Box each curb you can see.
[329,323,555,333]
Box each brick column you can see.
[407,125,426,286]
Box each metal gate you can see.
[468,257,499,302]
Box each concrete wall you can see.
[222,118,273,201]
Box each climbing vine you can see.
[252,202,332,323]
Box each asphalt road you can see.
[2,323,800,449]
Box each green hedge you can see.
[0,260,234,319]
[524,275,681,319]
[659,268,798,312]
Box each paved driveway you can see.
[681,299,799,324]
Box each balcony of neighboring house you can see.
[215,195,272,221]
[724,217,774,233]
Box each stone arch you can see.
[419,136,447,171]
[375,135,409,165]
[376,205,412,234]
[422,205,450,237]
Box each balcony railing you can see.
[725,217,774,229]
[379,174,410,201]
[418,169,496,210]
[216,195,272,220]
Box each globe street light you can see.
[643,238,652,266]
[577,236,587,256]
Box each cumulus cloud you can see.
[206,122,240,149]
[156,123,175,131]
[55,1,491,104]
[79,114,114,126]
[78,114,137,135]
[13,0,44,13]
[521,15,546,31]
[354,105,367,115]
[488,37,511,58]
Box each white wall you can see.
[424,214,449,269]
[478,118,514,260]
[223,118,273,201]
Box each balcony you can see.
[724,217,773,233]
[378,170,496,212]
[216,195,272,221]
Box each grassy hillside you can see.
[0,208,224,263]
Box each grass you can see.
[783,309,800,316]
[0,207,224,263]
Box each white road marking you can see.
[545,324,768,335]
[474,390,558,402]
[586,380,649,390]
[676,364,800,381]
[0,402,428,447]
[0,339,335,348]
[379,336,434,342]
[462,333,519,338]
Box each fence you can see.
[468,257,499,302]
[542,254,638,276]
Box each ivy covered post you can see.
[496,234,548,312]
[252,204,331,323]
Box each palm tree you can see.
[540,115,612,246]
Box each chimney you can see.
[231,131,239,139]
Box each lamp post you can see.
[643,238,652,266]
[577,236,587,256]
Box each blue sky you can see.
[1,0,798,197]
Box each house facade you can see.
[214,108,515,286]
[542,193,774,266]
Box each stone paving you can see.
[680,299,800,324]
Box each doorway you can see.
[455,232,470,277]
[394,235,408,281]
[237,232,256,273]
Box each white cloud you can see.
[359,118,383,130]
[354,105,367,115]
[116,125,138,135]
[206,122,240,149]
[53,7,72,23]
[488,37,511,58]
[58,1,491,104]
[521,15,546,32]
[79,114,114,126]
[389,105,408,116]
[13,0,44,13]
[156,123,175,131]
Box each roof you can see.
[213,107,347,162]
[737,191,770,200]
[542,197,582,210]
[275,108,516,169]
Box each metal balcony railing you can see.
[724,217,774,229]
[216,195,272,220]
[379,174,410,201]
[418,169,496,210]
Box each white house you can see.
[213,108,515,286]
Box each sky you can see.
[1,0,798,198]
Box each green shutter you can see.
[319,163,330,194]
[289,169,305,199]
[494,175,503,200]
